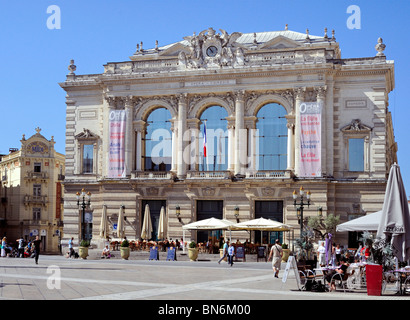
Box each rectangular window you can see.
[349,138,364,171]
[33,184,41,196]
[33,208,41,221]
[34,162,41,173]
[82,144,94,173]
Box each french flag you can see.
[203,121,207,158]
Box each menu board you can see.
[149,246,159,260]
[166,247,176,261]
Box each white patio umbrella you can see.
[182,217,235,254]
[99,204,108,239]
[141,204,153,240]
[376,163,410,262]
[336,210,382,232]
[117,205,125,239]
[231,217,292,231]
[157,206,167,240]
[231,217,292,246]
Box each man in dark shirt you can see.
[32,236,41,265]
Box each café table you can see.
[390,267,410,295]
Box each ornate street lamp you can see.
[234,206,240,222]
[293,186,310,236]
[175,205,181,222]
[76,188,92,241]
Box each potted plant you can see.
[79,240,90,259]
[120,239,130,260]
[188,241,199,261]
[281,243,290,262]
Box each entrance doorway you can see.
[254,201,284,244]
[196,200,223,244]
[142,200,166,241]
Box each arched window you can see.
[144,108,172,171]
[256,103,287,170]
[199,106,228,171]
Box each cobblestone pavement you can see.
[0,250,407,303]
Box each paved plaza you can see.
[0,250,407,304]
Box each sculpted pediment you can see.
[158,42,191,57]
[258,35,302,50]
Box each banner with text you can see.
[108,109,126,178]
[299,102,322,177]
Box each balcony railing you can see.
[131,171,172,179]
[186,171,231,179]
[24,171,49,180]
[245,170,291,179]
[130,170,292,180]
[23,195,48,206]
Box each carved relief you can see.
[180,28,245,69]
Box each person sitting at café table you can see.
[360,244,370,261]
[325,257,349,291]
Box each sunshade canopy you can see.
[336,210,382,232]
[231,217,292,231]
[182,217,235,230]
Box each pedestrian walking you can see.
[17,236,25,258]
[268,239,283,278]
[32,236,41,265]
[218,240,229,264]
[227,242,235,267]
[1,237,7,257]
[68,237,75,258]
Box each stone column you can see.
[134,120,145,171]
[170,119,177,172]
[227,118,235,172]
[187,118,200,171]
[234,90,245,175]
[316,86,327,177]
[285,114,295,171]
[245,116,257,173]
[294,87,305,176]
[177,93,188,179]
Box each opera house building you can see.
[59,27,396,248]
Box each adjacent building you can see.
[0,128,65,253]
[59,27,397,248]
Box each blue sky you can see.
[0,0,409,191]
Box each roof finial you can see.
[306,28,310,40]
[253,32,258,45]
[331,29,336,41]
[375,37,386,57]
[155,40,159,51]
[285,24,288,31]
[68,59,76,75]
[324,27,328,39]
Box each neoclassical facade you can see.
[60,27,396,247]
[0,128,65,253]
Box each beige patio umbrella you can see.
[231,217,292,245]
[117,205,125,239]
[99,204,108,239]
[141,204,153,240]
[376,163,410,262]
[157,206,167,240]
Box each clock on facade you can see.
[206,46,218,57]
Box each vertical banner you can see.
[108,109,126,178]
[299,102,322,177]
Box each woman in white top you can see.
[317,241,326,267]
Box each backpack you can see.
[311,280,328,292]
